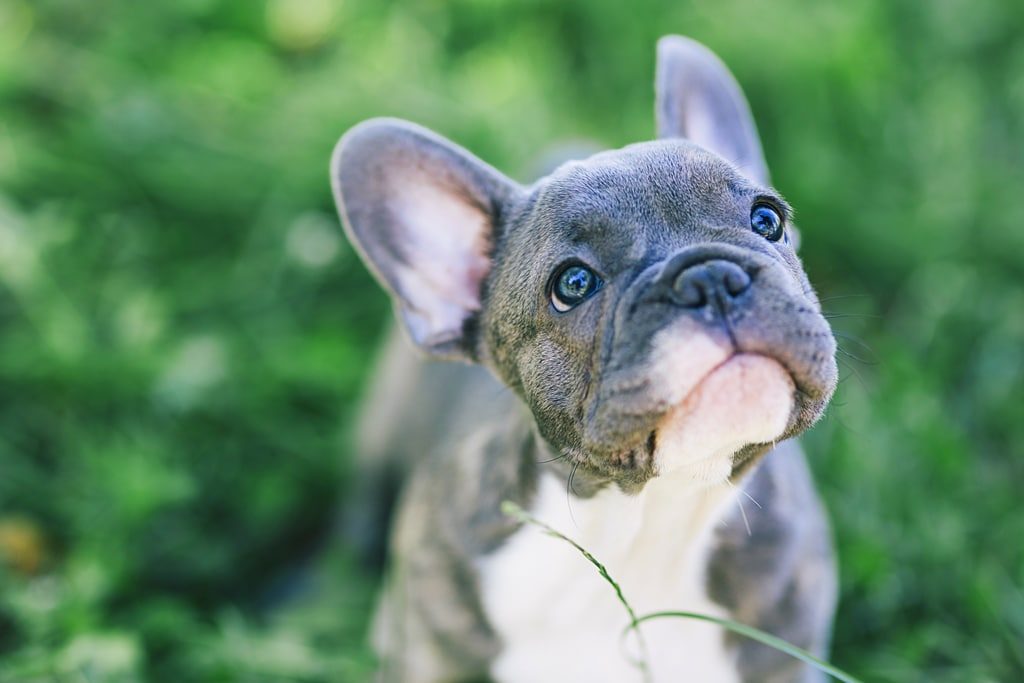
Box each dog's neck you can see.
[535,466,741,562]
[525,422,746,570]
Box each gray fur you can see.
[333,34,839,682]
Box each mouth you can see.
[651,352,795,481]
[600,352,796,484]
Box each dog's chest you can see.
[477,472,741,683]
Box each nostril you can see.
[673,272,707,308]
[723,267,751,297]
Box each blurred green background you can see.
[1,0,1023,681]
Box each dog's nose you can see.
[671,260,752,308]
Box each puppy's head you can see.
[331,36,837,492]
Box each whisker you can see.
[833,331,877,355]
[725,480,755,537]
[738,485,763,510]
[836,345,876,366]
[836,355,868,391]
[818,293,870,304]
[566,460,580,528]
[740,501,752,536]
[822,312,880,320]
[818,388,862,434]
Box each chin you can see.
[651,353,796,486]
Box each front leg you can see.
[372,545,498,683]
[372,419,537,683]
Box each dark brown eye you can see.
[751,203,785,242]
[551,264,602,312]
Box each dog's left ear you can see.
[331,118,523,361]
[655,35,770,185]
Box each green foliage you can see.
[0,0,1022,681]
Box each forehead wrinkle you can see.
[528,139,780,265]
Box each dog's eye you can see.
[750,203,785,242]
[551,264,602,312]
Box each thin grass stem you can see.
[501,501,652,683]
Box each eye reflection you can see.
[751,203,785,242]
[551,264,602,312]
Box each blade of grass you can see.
[628,611,863,683]
[500,501,652,683]
[501,499,864,683]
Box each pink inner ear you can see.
[389,177,492,344]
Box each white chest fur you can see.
[477,471,743,683]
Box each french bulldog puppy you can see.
[332,35,839,683]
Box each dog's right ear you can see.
[655,36,770,185]
[331,119,522,361]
